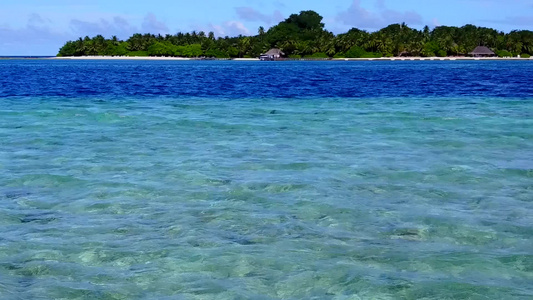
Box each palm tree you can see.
[75,37,85,56]
[111,35,119,46]
[184,32,192,44]
[365,38,377,53]
[423,26,430,43]
[237,37,251,57]
[278,39,297,56]
[258,26,265,43]
[191,31,198,43]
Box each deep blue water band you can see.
[1,60,532,99]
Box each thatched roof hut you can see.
[260,48,285,60]
[264,48,284,56]
[469,46,496,57]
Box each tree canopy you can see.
[58,10,533,59]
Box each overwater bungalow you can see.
[469,46,496,57]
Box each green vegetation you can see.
[305,52,329,58]
[58,10,533,58]
[496,50,513,57]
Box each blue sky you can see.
[1,0,532,55]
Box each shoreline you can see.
[334,56,532,61]
[2,56,528,61]
[52,56,532,61]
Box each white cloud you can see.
[142,13,169,34]
[69,13,169,38]
[0,12,171,55]
[481,15,533,30]
[0,13,69,55]
[336,0,423,29]
[235,7,284,25]
[206,21,250,37]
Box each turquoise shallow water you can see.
[0,96,532,299]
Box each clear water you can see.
[0,60,532,299]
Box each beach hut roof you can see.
[264,48,284,56]
[469,46,495,55]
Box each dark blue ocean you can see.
[2,60,533,98]
[0,60,532,299]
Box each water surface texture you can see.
[0,61,532,299]
[1,60,533,98]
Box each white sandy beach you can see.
[333,56,532,61]
[50,56,532,61]
[52,56,195,61]
[51,56,264,61]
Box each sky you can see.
[1,0,532,55]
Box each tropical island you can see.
[57,10,533,59]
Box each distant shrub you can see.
[227,47,239,58]
[111,43,129,56]
[126,51,149,57]
[333,53,346,58]
[496,50,512,57]
[288,54,301,58]
[57,41,76,56]
[175,44,203,57]
[344,46,381,58]
[521,53,531,58]
[436,50,447,57]
[305,52,329,58]
[422,41,440,57]
[147,41,176,56]
[361,52,382,58]
[344,46,367,58]
[205,49,229,58]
